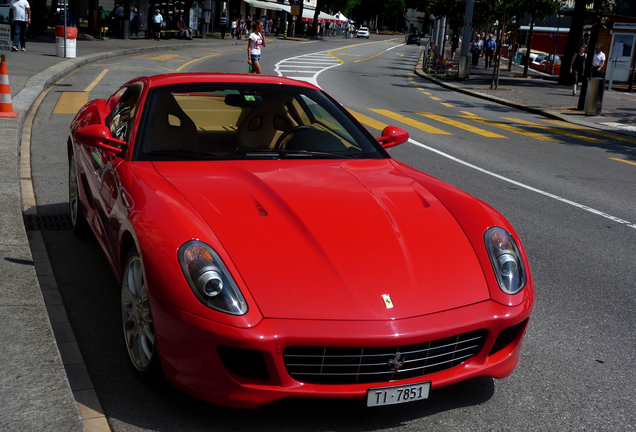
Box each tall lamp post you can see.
[551,14,563,75]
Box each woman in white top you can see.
[247,20,266,74]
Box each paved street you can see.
[1,31,635,431]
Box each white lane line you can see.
[407,138,636,229]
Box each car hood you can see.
[153,159,489,320]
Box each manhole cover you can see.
[23,214,73,231]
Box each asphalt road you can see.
[29,36,636,431]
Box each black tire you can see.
[121,248,164,383]
[69,154,92,239]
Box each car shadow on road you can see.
[39,213,496,432]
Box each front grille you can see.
[284,330,486,385]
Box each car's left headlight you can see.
[178,240,248,315]
[484,227,527,295]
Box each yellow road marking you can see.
[460,112,557,141]
[430,97,441,101]
[84,69,108,92]
[441,103,454,107]
[370,109,451,135]
[541,119,636,145]
[53,92,89,114]
[501,117,606,143]
[147,54,182,61]
[423,92,431,95]
[348,109,389,131]
[609,158,636,166]
[327,39,400,64]
[417,112,507,138]
[157,53,222,72]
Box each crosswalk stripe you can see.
[417,112,507,138]
[541,119,636,145]
[348,109,389,131]
[459,112,558,141]
[501,117,606,143]
[370,109,451,135]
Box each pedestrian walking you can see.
[152,10,163,40]
[219,13,227,39]
[484,34,496,68]
[591,43,605,77]
[569,44,587,96]
[231,17,237,38]
[451,34,459,60]
[470,35,483,67]
[9,0,30,52]
[247,20,266,74]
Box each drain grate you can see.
[24,214,73,231]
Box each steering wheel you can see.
[274,126,315,149]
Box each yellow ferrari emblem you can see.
[382,294,394,309]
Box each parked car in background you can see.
[406,33,421,46]
[356,26,370,38]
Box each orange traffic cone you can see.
[0,55,19,119]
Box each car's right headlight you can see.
[178,240,248,315]
[484,227,527,295]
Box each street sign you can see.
[291,0,299,16]
[0,5,11,54]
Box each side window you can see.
[107,87,141,142]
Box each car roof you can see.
[125,73,321,91]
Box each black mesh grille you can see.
[284,330,486,385]
[489,320,528,356]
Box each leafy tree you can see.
[310,0,361,34]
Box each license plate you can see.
[366,382,431,407]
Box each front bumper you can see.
[150,295,533,408]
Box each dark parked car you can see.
[406,34,421,46]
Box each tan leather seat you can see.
[237,95,297,149]
[143,91,198,152]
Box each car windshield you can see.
[134,82,386,161]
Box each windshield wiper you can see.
[230,149,352,159]
[145,149,220,159]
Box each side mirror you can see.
[377,126,409,149]
[74,124,127,156]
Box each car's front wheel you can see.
[121,249,162,381]
[68,154,91,238]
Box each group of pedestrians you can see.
[470,34,497,68]
[569,43,605,96]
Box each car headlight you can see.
[178,240,248,315]
[484,227,527,295]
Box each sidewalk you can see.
[0,33,239,432]
[415,41,636,136]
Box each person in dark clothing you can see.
[569,44,587,96]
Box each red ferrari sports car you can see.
[68,73,534,408]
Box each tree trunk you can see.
[492,0,506,89]
[558,0,587,85]
[522,16,535,78]
[508,17,518,72]
[577,0,604,110]
[311,0,322,36]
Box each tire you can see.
[69,154,92,238]
[121,248,163,382]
